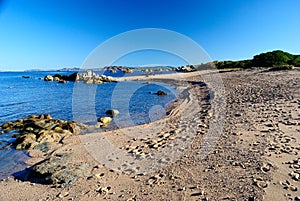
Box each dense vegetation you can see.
[214,50,300,69]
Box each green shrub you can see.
[269,64,294,71]
[253,50,294,67]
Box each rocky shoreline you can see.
[0,68,299,200]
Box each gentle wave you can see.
[0,101,29,108]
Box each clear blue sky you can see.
[0,0,299,70]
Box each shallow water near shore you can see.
[0,70,178,179]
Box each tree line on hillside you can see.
[214,50,300,69]
[176,50,299,72]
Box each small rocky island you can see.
[44,70,117,84]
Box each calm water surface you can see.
[0,70,178,179]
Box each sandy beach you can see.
[0,68,299,201]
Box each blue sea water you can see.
[0,70,178,179]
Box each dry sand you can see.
[0,68,299,201]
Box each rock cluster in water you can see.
[149,90,168,96]
[96,109,119,128]
[156,90,168,96]
[44,70,117,84]
[0,114,85,150]
[0,108,120,150]
[105,109,120,117]
[97,116,112,128]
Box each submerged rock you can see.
[58,80,67,84]
[53,76,60,81]
[105,109,119,117]
[85,79,94,84]
[156,90,168,96]
[38,114,52,120]
[1,121,14,130]
[97,116,112,127]
[44,75,54,81]
[94,79,104,84]
[67,72,79,81]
